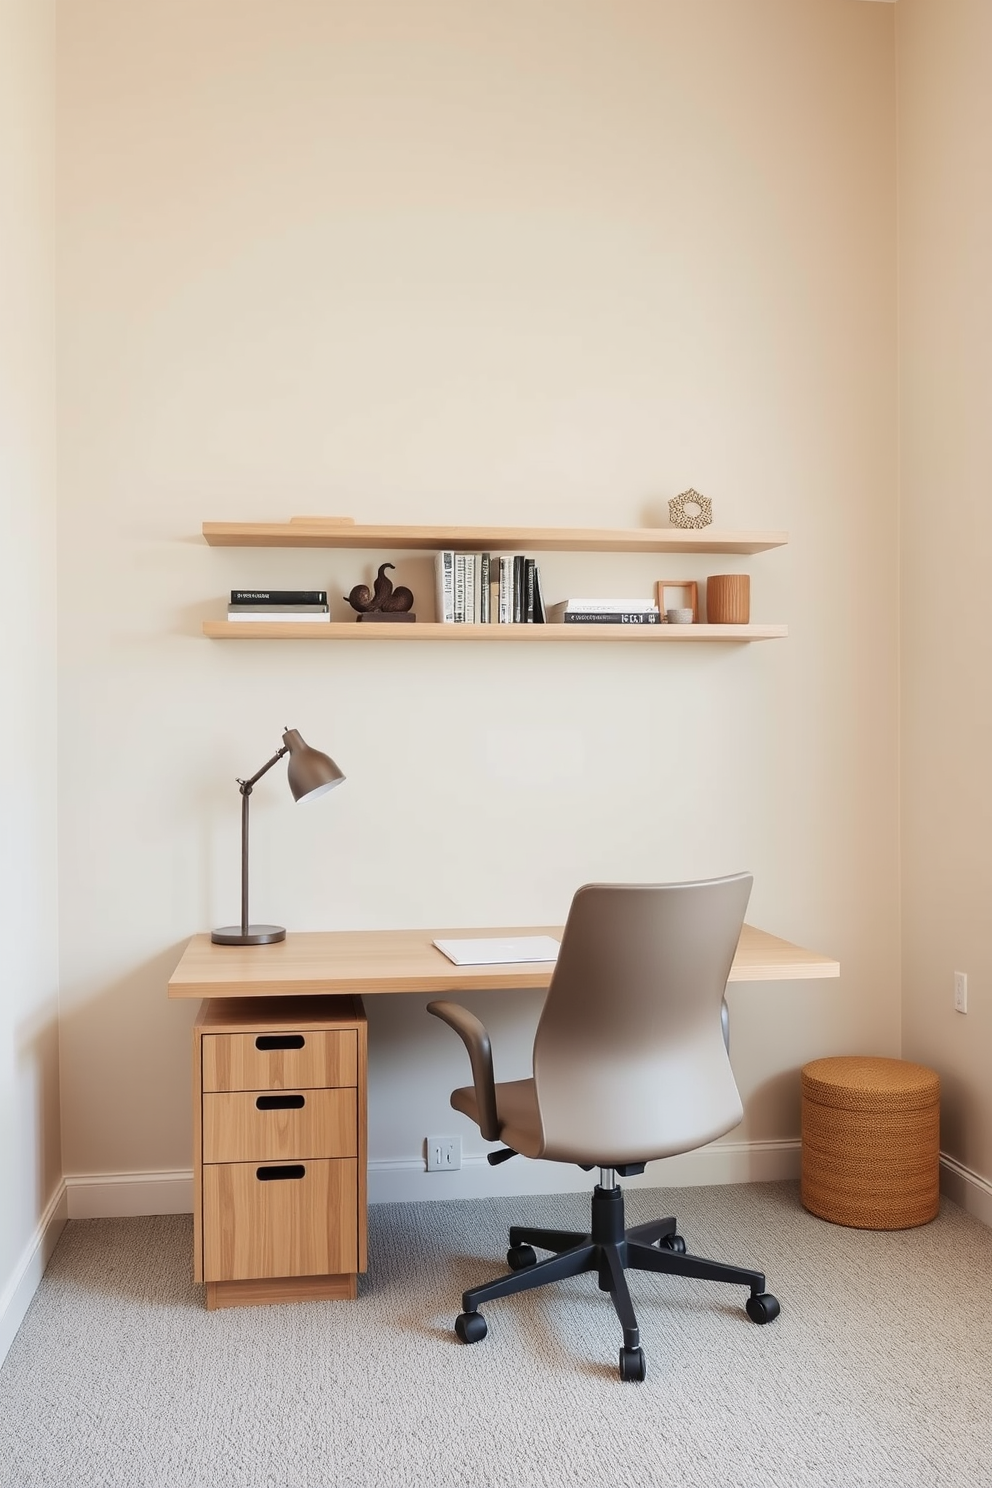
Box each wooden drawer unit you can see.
[202,1087,357,1163]
[202,1028,357,1093]
[192,995,367,1310]
[202,1158,359,1282]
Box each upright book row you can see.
[434,552,547,624]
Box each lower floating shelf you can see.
[202,621,787,642]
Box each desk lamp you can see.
[212,727,345,946]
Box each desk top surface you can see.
[167,923,840,999]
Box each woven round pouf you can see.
[800,1056,940,1229]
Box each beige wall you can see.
[898,0,992,1202]
[54,0,899,1202]
[0,0,62,1347]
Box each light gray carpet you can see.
[2,1182,991,1488]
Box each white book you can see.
[498,556,514,623]
[432,936,560,966]
[558,598,659,612]
[453,553,467,622]
[227,608,330,622]
[435,550,455,622]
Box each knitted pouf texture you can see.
[800,1055,940,1229]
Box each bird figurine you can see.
[344,562,414,614]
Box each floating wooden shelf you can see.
[202,519,788,556]
[203,621,787,642]
[202,517,788,639]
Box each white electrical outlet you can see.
[954,971,968,1014]
[426,1136,462,1172]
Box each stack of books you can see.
[227,589,330,622]
[435,552,546,624]
[547,599,661,625]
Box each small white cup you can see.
[666,607,694,625]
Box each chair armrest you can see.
[426,1000,500,1142]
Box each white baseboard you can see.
[940,1153,992,1228]
[65,1170,194,1219]
[0,1181,68,1368]
[51,1143,801,1219]
[50,1149,990,1225]
[367,1140,802,1205]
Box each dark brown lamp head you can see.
[283,728,345,802]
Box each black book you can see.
[523,558,536,622]
[512,556,525,623]
[230,589,328,605]
[532,564,546,623]
[479,552,491,624]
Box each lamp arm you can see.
[235,745,289,936]
[239,744,289,794]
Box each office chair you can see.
[427,874,779,1382]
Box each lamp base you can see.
[211,924,286,946]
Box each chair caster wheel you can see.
[746,1291,780,1324]
[455,1311,488,1344]
[658,1233,686,1254]
[507,1243,537,1270]
[619,1346,646,1382]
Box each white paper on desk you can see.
[432,936,560,967]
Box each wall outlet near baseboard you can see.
[954,971,968,1014]
[426,1136,462,1172]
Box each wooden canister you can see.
[706,573,750,624]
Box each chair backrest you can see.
[531,875,753,1166]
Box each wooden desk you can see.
[169,923,838,1310]
[168,922,840,999]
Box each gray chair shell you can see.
[427,873,780,1381]
[432,874,750,1167]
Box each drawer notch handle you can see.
[255,1034,305,1051]
[256,1164,306,1182]
[255,1093,305,1111]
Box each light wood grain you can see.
[192,1003,207,1283]
[201,1028,357,1092]
[191,996,366,1293]
[656,579,700,623]
[202,1088,357,1163]
[170,923,839,1000]
[202,520,788,554]
[202,1158,358,1282]
[196,995,364,1033]
[205,1273,357,1310]
[202,620,787,642]
[354,1012,368,1275]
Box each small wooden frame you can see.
[655,580,699,623]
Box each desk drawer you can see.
[202,1029,357,1092]
[202,1158,358,1282]
[202,1088,357,1164]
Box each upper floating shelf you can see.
[201,518,788,556]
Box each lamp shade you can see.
[282,728,345,802]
